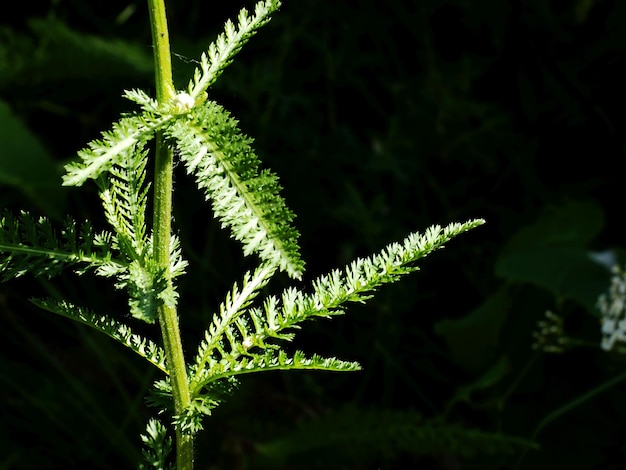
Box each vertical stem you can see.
[147,0,174,103]
[146,0,194,468]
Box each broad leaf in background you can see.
[434,287,510,373]
[495,201,610,313]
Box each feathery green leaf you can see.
[195,349,360,390]
[138,419,174,470]
[191,263,276,381]
[189,349,359,431]
[0,210,122,280]
[63,112,172,187]
[187,0,281,100]
[189,220,482,394]
[32,298,168,373]
[98,144,151,261]
[123,89,160,114]
[269,219,486,330]
[95,143,187,323]
[215,220,486,350]
[167,100,304,278]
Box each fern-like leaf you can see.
[186,350,358,433]
[98,144,150,261]
[138,418,174,470]
[187,0,281,100]
[264,219,486,333]
[63,112,172,187]
[189,220,483,396]
[97,143,157,322]
[123,89,160,114]
[110,235,186,324]
[118,260,166,323]
[96,144,187,323]
[191,263,276,378]
[0,210,122,280]
[32,298,167,373]
[201,220,484,358]
[167,101,304,278]
[194,349,360,392]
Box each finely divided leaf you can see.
[63,112,172,187]
[189,220,483,398]
[196,349,360,389]
[96,143,187,323]
[191,263,276,383]
[188,0,281,100]
[123,89,160,114]
[167,101,304,278]
[98,144,151,262]
[0,210,121,280]
[189,348,360,429]
[32,298,167,373]
[244,220,486,335]
[139,419,174,470]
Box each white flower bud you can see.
[172,92,195,112]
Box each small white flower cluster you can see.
[598,266,626,352]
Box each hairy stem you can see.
[147,0,193,468]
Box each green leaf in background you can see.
[495,201,610,313]
[254,405,537,468]
[0,99,66,217]
[448,356,510,411]
[0,19,154,92]
[434,287,511,373]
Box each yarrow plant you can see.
[0,1,484,468]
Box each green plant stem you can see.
[147,0,193,468]
[513,367,626,470]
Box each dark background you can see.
[2,0,626,468]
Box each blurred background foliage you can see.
[2,0,626,468]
